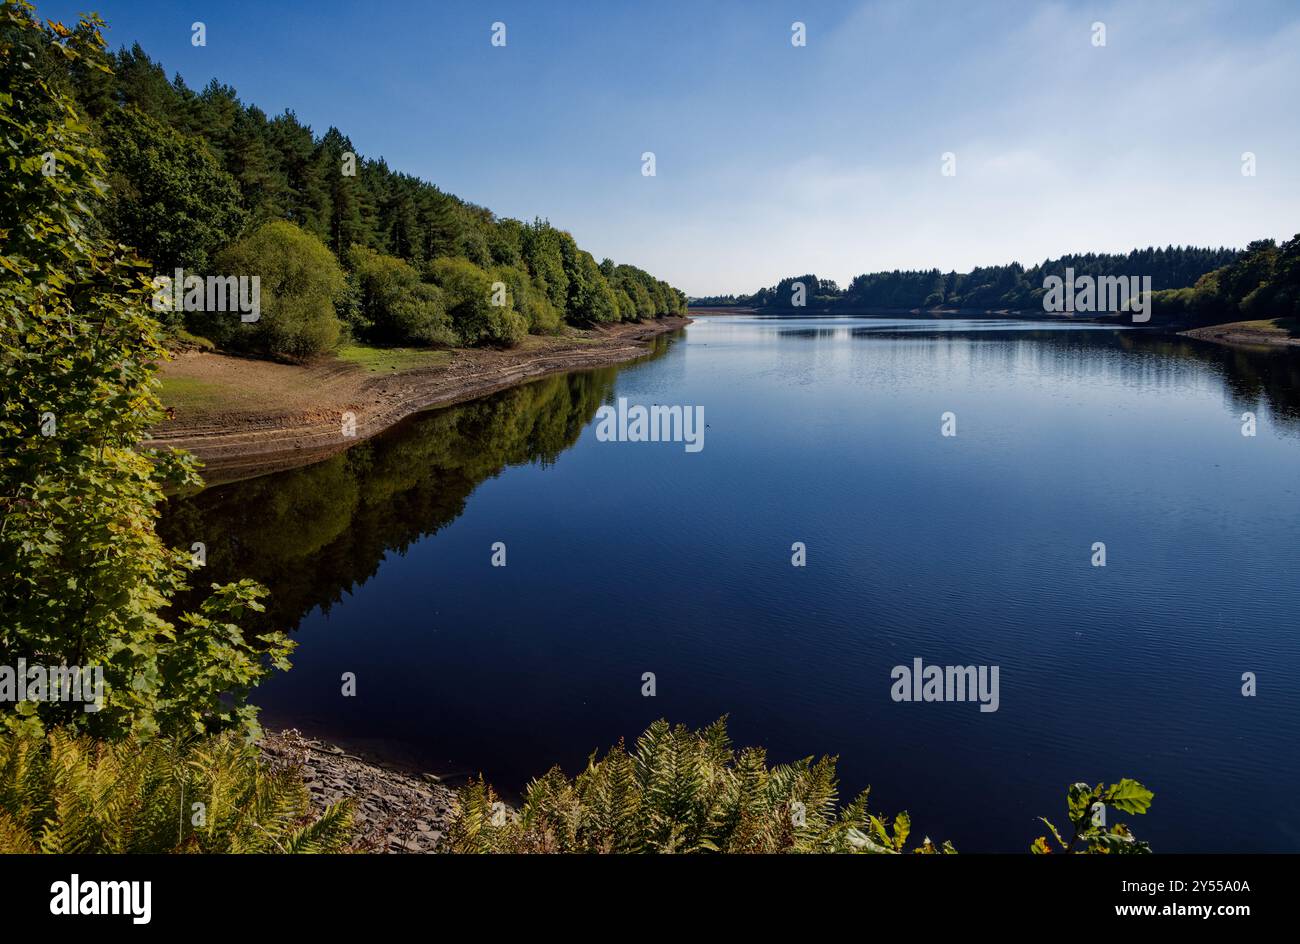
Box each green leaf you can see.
[1066,782,1096,821]
[892,811,910,850]
[1105,779,1154,815]
[1038,816,1065,849]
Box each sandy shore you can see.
[151,317,690,484]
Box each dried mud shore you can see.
[152,316,690,484]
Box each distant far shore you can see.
[688,307,1300,351]
[688,305,1129,323]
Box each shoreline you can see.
[260,728,457,853]
[691,307,1300,351]
[1180,322,1300,349]
[687,306,1117,322]
[152,316,690,485]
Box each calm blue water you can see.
[165,317,1300,852]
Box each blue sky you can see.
[40,0,1300,295]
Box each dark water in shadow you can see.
[162,318,1300,851]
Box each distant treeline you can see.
[37,23,685,357]
[693,245,1243,321]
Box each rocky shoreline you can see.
[260,729,458,853]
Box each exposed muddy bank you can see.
[152,317,689,485]
[1181,322,1300,349]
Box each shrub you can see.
[610,264,670,321]
[347,245,456,346]
[0,728,352,853]
[614,287,637,322]
[495,266,563,335]
[448,717,954,854]
[559,239,619,325]
[197,220,346,360]
[520,220,569,312]
[427,257,526,347]
[169,327,218,352]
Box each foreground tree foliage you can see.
[0,728,352,852]
[449,718,957,854]
[0,2,287,739]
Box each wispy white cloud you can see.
[583,0,1300,295]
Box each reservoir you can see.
[162,316,1300,852]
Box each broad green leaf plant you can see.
[1032,779,1156,854]
[0,1,288,740]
